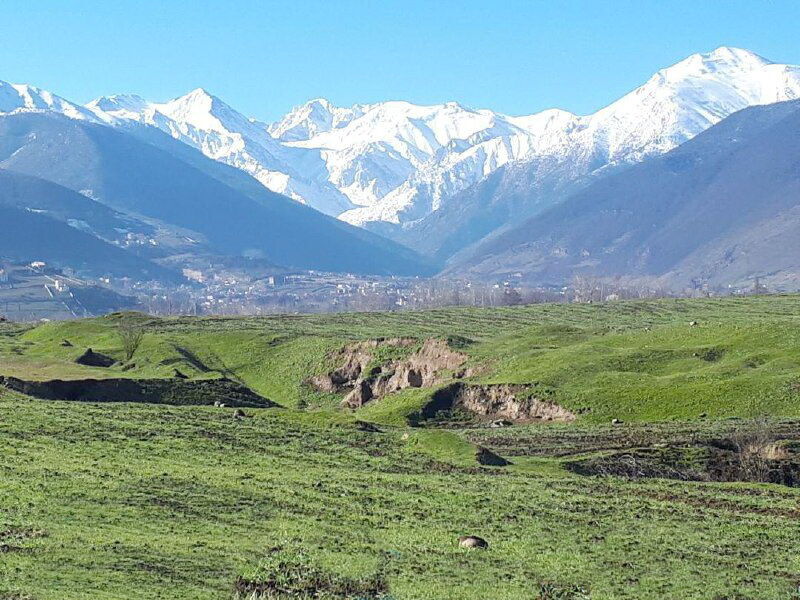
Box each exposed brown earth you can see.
[416,383,576,425]
[566,440,800,487]
[310,338,470,409]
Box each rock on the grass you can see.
[458,535,489,549]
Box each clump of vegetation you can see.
[445,334,474,350]
[536,582,591,600]
[117,322,145,361]
[234,547,390,599]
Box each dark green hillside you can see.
[0,113,434,276]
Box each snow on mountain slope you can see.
[574,46,800,165]
[392,48,800,260]
[3,46,799,235]
[267,98,366,141]
[86,90,354,215]
[265,46,800,227]
[0,80,100,122]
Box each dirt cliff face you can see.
[417,383,576,424]
[310,338,469,409]
[311,339,574,424]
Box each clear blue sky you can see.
[1,0,799,122]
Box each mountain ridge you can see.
[80,46,800,248]
[444,98,800,289]
[0,112,435,277]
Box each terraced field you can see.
[1,296,800,598]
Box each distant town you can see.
[0,258,777,322]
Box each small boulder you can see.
[458,535,488,549]
[233,408,247,419]
[689,321,699,327]
[611,418,623,425]
[60,339,73,347]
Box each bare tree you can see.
[117,322,145,361]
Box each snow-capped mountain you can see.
[395,46,800,260]
[0,80,99,122]
[85,89,353,215]
[3,47,799,238]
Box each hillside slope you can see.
[0,113,434,276]
[0,204,177,281]
[4,295,800,423]
[448,100,800,288]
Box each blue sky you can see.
[1,0,799,122]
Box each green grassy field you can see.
[2,296,800,598]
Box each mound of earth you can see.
[414,383,576,426]
[310,338,470,409]
[0,375,275,408]
[74,348,116,367]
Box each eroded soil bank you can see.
[0,375,275,407]
[415,383,576,425]
[310,338,470,408]
[567,438,800,487]
[311,338,576,425]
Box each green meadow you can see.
[1,296,800,599]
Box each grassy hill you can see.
[2,296,800,599]
[5,295,800,422]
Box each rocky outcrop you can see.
[0,375,275,408]
[310,338,469,409]
[416,383,576,424]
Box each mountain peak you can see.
[168,87,220,110]
[661,46,771,81]
[268,97,361,142]
[305,97,335,110]
[185,87,216,100]
[706,46,770,64]
[0,80,98,121]
[155,87,245,132]
[87,93,149,114]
